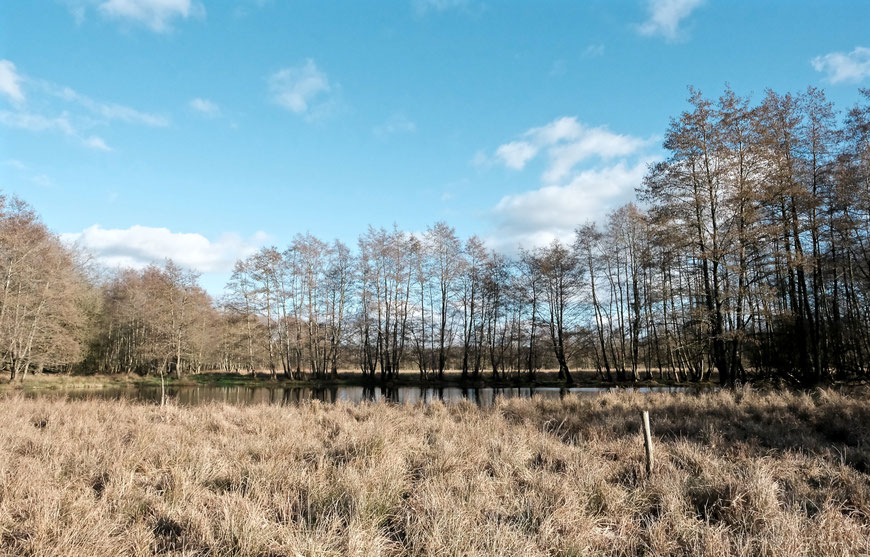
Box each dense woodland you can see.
[2,86,869,386]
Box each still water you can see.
[27,384,690,407]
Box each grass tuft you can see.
[0,388,867,555]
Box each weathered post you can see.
[641,410,653,477]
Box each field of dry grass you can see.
[0,388,868,556]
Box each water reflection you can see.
[25,384,691,407]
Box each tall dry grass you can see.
[0,388,868,556]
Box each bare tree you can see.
[536,240,581,384]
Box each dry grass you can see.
[0,388,868,556]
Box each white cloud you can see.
[543,127,647,183]
[84,135,112,151]
[189,97,220,116]
[269,60,332,118]
[62,225,269,273]
[527,116,583,145]
[483,115,658,251]
[97,0,204,32]
[495,141,538,170]
[811,46,870,84]
[637,0,703,41]
[491,116,650,180]
[488,161,651,250]
[0,60,25,103]
[373,113,416,137]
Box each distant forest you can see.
[2,86,869,386]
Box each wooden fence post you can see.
[641,410,653,477]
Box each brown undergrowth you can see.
[0,388,868,556]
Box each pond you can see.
[21,384,693,407]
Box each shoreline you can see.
[3,370,865,394]
[2,370,712,392]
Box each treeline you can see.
[2,86,868,385]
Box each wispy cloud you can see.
[0,60,25,103]
[413,0,468,15]
[0,111,75,135]
[49,84,169,127]
[96,0,204,32]
[232,0,273,18]
[0,60,167,151]
[811,46,870,84]
[29,174,55,188]
[84,135,112,151]
[470,149,492,169]
[189,97,221,116]
[373,113,416,138]
[62,225,270,273]
[0,110,113,150]
[582,43,605,58]
[269,59,335,120]
[1,159,57,188]
[637,0,704,41]
[549,59,567,77]
[1,159,26,170]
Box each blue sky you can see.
[2,0,869,293]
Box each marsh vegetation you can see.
[1,388,868,556]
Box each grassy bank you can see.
[0,389,868,555]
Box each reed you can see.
[0,387,867,556]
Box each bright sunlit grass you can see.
[0,388,867,555]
